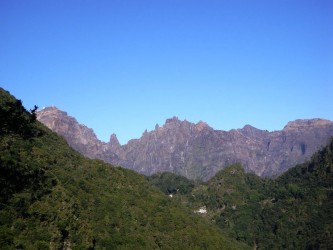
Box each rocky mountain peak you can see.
[37,107,333,180]
[239,124,268,138]
[195,120,211,131]
[37,106,65,122]
[165,116,179,123]
[164,116,181,127]
[242,124,257,130]
[155,123,159,130]
[40,106,60,111]
[283,118,332,131]
[109,133,121,148]
[37,107,113,160]
[37,106,74,132]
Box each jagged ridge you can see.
[37,107,333,180]
[0,87,247,249]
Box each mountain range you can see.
[0,88,246,249]
[1,87,332,249]
[148,139,333,249]
[37,106,333,180]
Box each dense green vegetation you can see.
[150,143,333,249]
[2,87,332,249]
[0,88,247,249]
[262,140,333,249]
[147,172,197,195]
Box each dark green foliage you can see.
[0,88,247,249]
[184,164,268,247]
[258,138,333,249]
[173,140,333,249]
[0,89,40,139]
[0,90,52,203]
[147,171,196,195]
[3,86,332,249]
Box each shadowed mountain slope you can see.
[149,138,333,249]
[38,107,333,180]
[0,88,247,249]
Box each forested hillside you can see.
[0,88,247,249]
[2,86,332,249]
[150,139,333,249]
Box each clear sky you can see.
[1,0,332,144]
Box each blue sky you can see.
[1,0,332,144]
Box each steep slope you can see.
[261,137,333,249]
[0,88,247,249]
[36,106,119,163]
[37,107,333,180]
[151,139,333,249]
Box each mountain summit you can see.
[1,88,245,249]
[37,107,333,180]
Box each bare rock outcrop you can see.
[37,107,333,180]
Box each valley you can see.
[1,87,332,249]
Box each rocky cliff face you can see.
[37,107,333,180]
[37,107,119,163]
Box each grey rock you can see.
[37,107,333,180]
